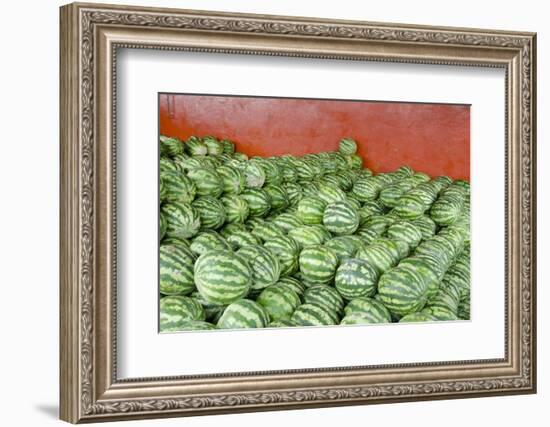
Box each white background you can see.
[0,0,546,426]
[118,50,504,377]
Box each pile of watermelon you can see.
[159,135,470,332]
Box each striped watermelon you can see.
[348,154,363,169]
[352,177,382,202]
[203,136,224,156]
[398,256,440,300]
[160,212,167,240]
[377,265,429,316]
[221,139,235,154]
[268,319,296,328]
[220,194,249,224]
[217,299,269,329]
[241,188,272,217]
[187,168,223,198]
[192,196,226,230]
[410,215,437,240]
[263,184,289,212]
[224,227,260,250]
[343,297,391,323]
[161,170,196,204]
[166,320,217,331]
[288,225,326,248]
[159,244,195,295]
[257,284,301,321]
[159,175,167,203]
[270,212,303,232]
[232,152,249,161]
[291,303,337,326]
[322,200,359,235]
[283,182,303,207]
[276,276,305,299]
[160,135,183,157]
[194,250,252,304]
[236,245,281,290]
[184,136,208,156]
[189,231,231,256]
[457,292,470,320]
[304,285,344,316]
[296,196,327,225]
[251,221,285,242]
[160,157,179,174]
[338,137,357,155]
[241,161,266,188]
[386,222,423,250]
[191,291,226,323]
[264,234,301,276]
[399,312,437,323]
[324,236,359,262]
[161,202,201,239]
[298,245,339,286]
[159,295,205,332]
[355,243,396,275]
[217,165,246,194]
[317,183,347,204]
[335,258,378,299]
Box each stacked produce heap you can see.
[159,135,470,331]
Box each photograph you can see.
[158,94,471,332]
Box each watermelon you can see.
[160,211,167,240]
[399,312,437,323]
[159,244,195,295]
[317,183,347,204]
[203,135,224,156]
[343,297,391,323]
[398,256,440,300]
[322,200,360,235]
[160,157,179,175]
[192,196,226,230]
[410,215,437,240]
[276,276,306,299]
[283,182,303,207]
[165,320,217,331]
[251,221,285,242]
[352,177,382,201]
[324,236,359,262]
[270,212,303,232]
[159,296,205,332]
[386,222,423,250]
[160,135,183,157]
[338,137,357,155]
[335,258,378,300]
[241,162,266,188]
[159,175,167,203]
[190,291,226,323]
[268,319,296,328]
[291,303,337,326]
[224,227,260,250]
[217,165,246,194]
[220,194,249,224]
[355,243,396,275]
[263,184,289,212]
[288,225,326,248]
[377,265,429,316]
[257,284,301,321]
[304,285,344,316]
[221,139,235,154]
[217,299,269,329]
[184,136,208,156]
[241,188,272,217]
[190,231,231,256]
[161,170,196,204]
[194,250,252,304]
[161,202,201,239]
[298,245,339,286]
[236,245,281,290]
[348,154,363,169]
[187,168,223,198]
[263,234,301,276]
[296,196,327,225]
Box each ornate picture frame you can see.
[60,2,536,423]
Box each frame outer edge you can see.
[60,3,81,424]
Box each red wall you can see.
[160,94,470,180]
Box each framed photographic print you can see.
[59,2,537,423]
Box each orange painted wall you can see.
[159,94,470,180]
